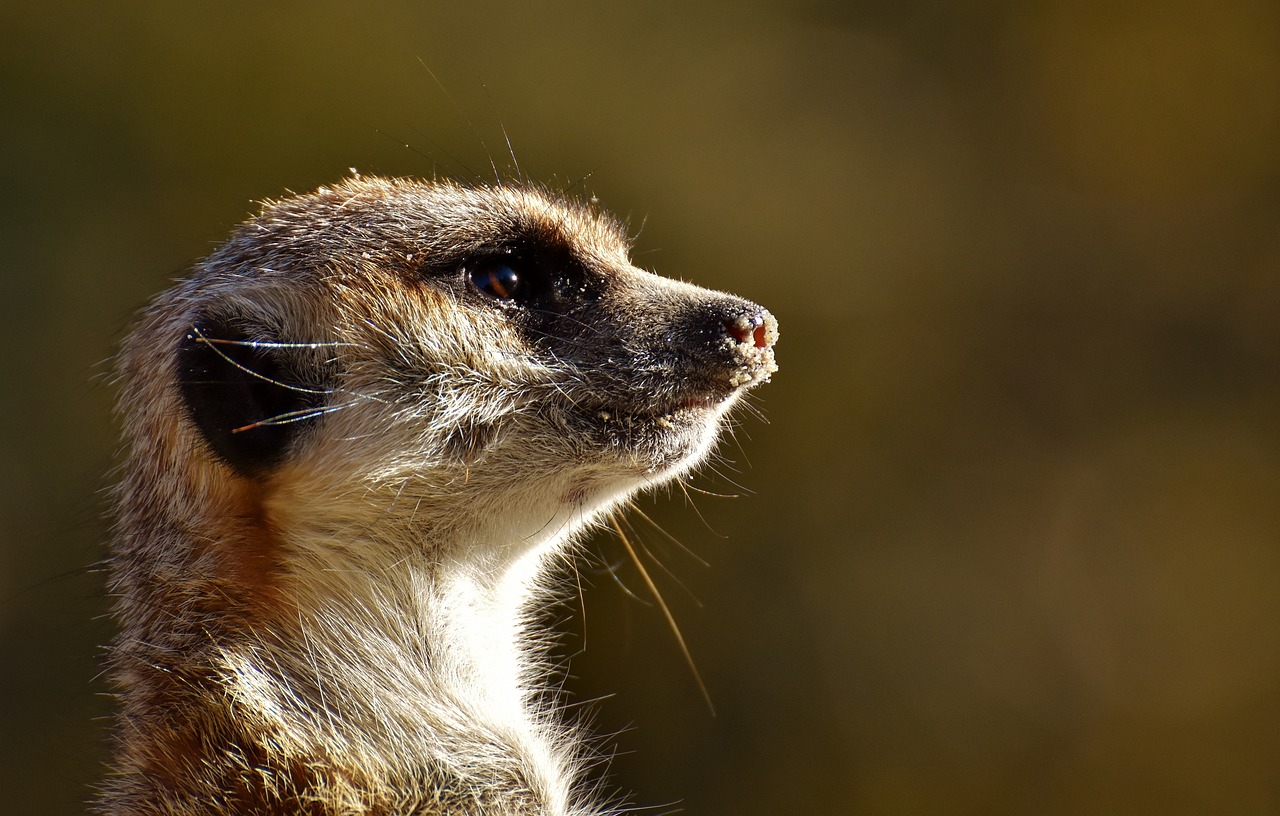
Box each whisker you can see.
[609,513,714,715]
[674,478,731,537]
[482,83,522,182]
[189,325,331,397]
[198,338,354,350]
[620,514,703,608]
[230,401,360,433]
[416,57,501,184]
[626,502,710,568]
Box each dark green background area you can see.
[4,1,1280,813]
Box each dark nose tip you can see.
[724,306,777,350]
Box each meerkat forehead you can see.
[212,176,633,284]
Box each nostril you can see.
[725,318,755,345]
[724,309,776,350]
[752,323,769,349]
[713,304,780,387]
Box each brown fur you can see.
[101,176,777,815]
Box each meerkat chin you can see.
[102,175,777,816]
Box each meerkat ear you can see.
[176,313,322,477]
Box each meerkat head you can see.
[123,175,777,573]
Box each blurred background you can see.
[3,1,1279,813]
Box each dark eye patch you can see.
[462,247,600,313]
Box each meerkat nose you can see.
[724,307,778,350]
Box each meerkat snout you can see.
[103,176,777,816]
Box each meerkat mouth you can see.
[566,388,741,467]
[585,387,735,426]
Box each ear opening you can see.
[176,314,324,477]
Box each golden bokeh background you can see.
[3,1,1279,813]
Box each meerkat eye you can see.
[470,261,528,301]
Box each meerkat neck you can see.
[285,517,575,735]
[106,477,594,816]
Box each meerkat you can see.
[100,175,777,816]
